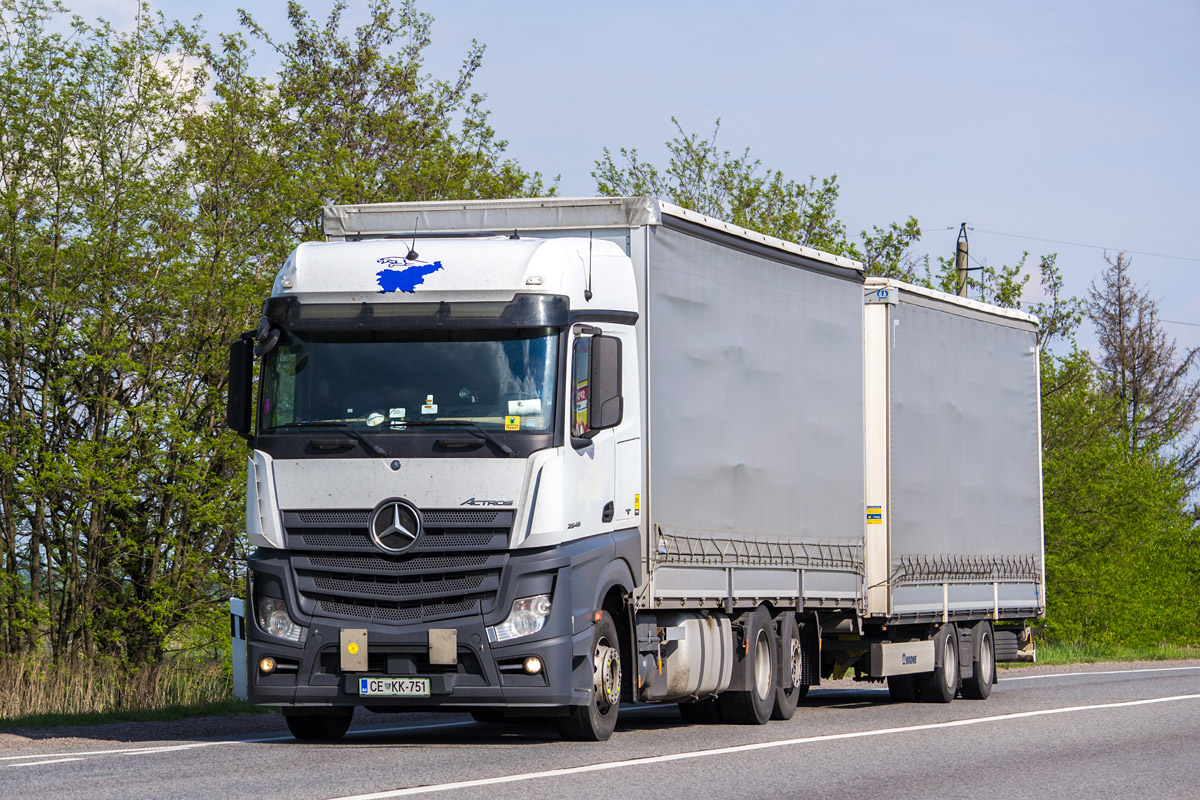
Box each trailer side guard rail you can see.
[892,553,1041,585]
[655,530,863,572]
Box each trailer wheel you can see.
[771,616,805,720]
[558,611,621,741]
[921,623,959,703]
[284,708,352,741]
[719,606,776,725]
[678,697,724,724]
[962,621,995,699]
[887,673,920,702]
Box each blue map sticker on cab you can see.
[375,257,444,293]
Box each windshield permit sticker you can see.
[389,407,406,419]
[366,412,385,427]
[507,399,543,416]
[505,415,520,431]
[421,395,438,415]
[375,257,444,294]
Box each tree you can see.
[0,0,549,671]
[1041,351,1200,646]
[1087,252,1200,485]
[593,117,922,277]
[238,0,549,241]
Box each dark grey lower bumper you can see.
[244,528,638,712]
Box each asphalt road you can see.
[3,661,1199,800]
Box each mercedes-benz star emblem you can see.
[368,498,422,554]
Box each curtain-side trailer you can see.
[226,197,1043,741]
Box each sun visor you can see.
[263,294,570,331]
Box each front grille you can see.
[284,509,512,625]
[297,530,497,552]
[296,509,502,527]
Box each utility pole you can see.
[955,223,969,298]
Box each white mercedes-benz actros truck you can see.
[226,197,1044,741]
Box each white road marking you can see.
[324,692,1200,800]
[1004,665,1200,681]
[6,758,84,767]
[0,720,475,764]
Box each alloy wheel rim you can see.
[754,630,772,700]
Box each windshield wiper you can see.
[399,420,518,457]
[264,420,386,456]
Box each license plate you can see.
[358,677,431,697]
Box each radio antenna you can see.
[406,216,419,261]
[585,232,594,302]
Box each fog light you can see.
[259,656,277,674]
[523,656,543,675]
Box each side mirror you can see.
[571,334,623,449]
[227,338,254,437]
[588,335,623,432]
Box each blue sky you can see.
[81,0,1200,354]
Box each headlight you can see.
[256,596,306,643]
[487,594,552,643]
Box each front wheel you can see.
[558,611,622,741]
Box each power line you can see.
[940,226,1200,264]
[1162,319,1200,328]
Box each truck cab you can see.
[228,233,642,741]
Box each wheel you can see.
[558,610,622,741]
[921,624,959,703]
[284,708,353,740]
[962,622,995,700]
[718,606,777,725]
[678,697,724,724]
[771,615,805,721]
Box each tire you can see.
[718,606,777,725]
[887,673,920,702]
[771,615,804,721]
[962,621,995,700]
[678,697,724,724]
[558,610,622,741]
[284,709,353,741]
[921,624,959,704]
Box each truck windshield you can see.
[259,328,559,435]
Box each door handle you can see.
[602,501,614,523]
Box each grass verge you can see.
[0,655,266,730]
[0,698,266,732]
[1007,641,1200,668]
